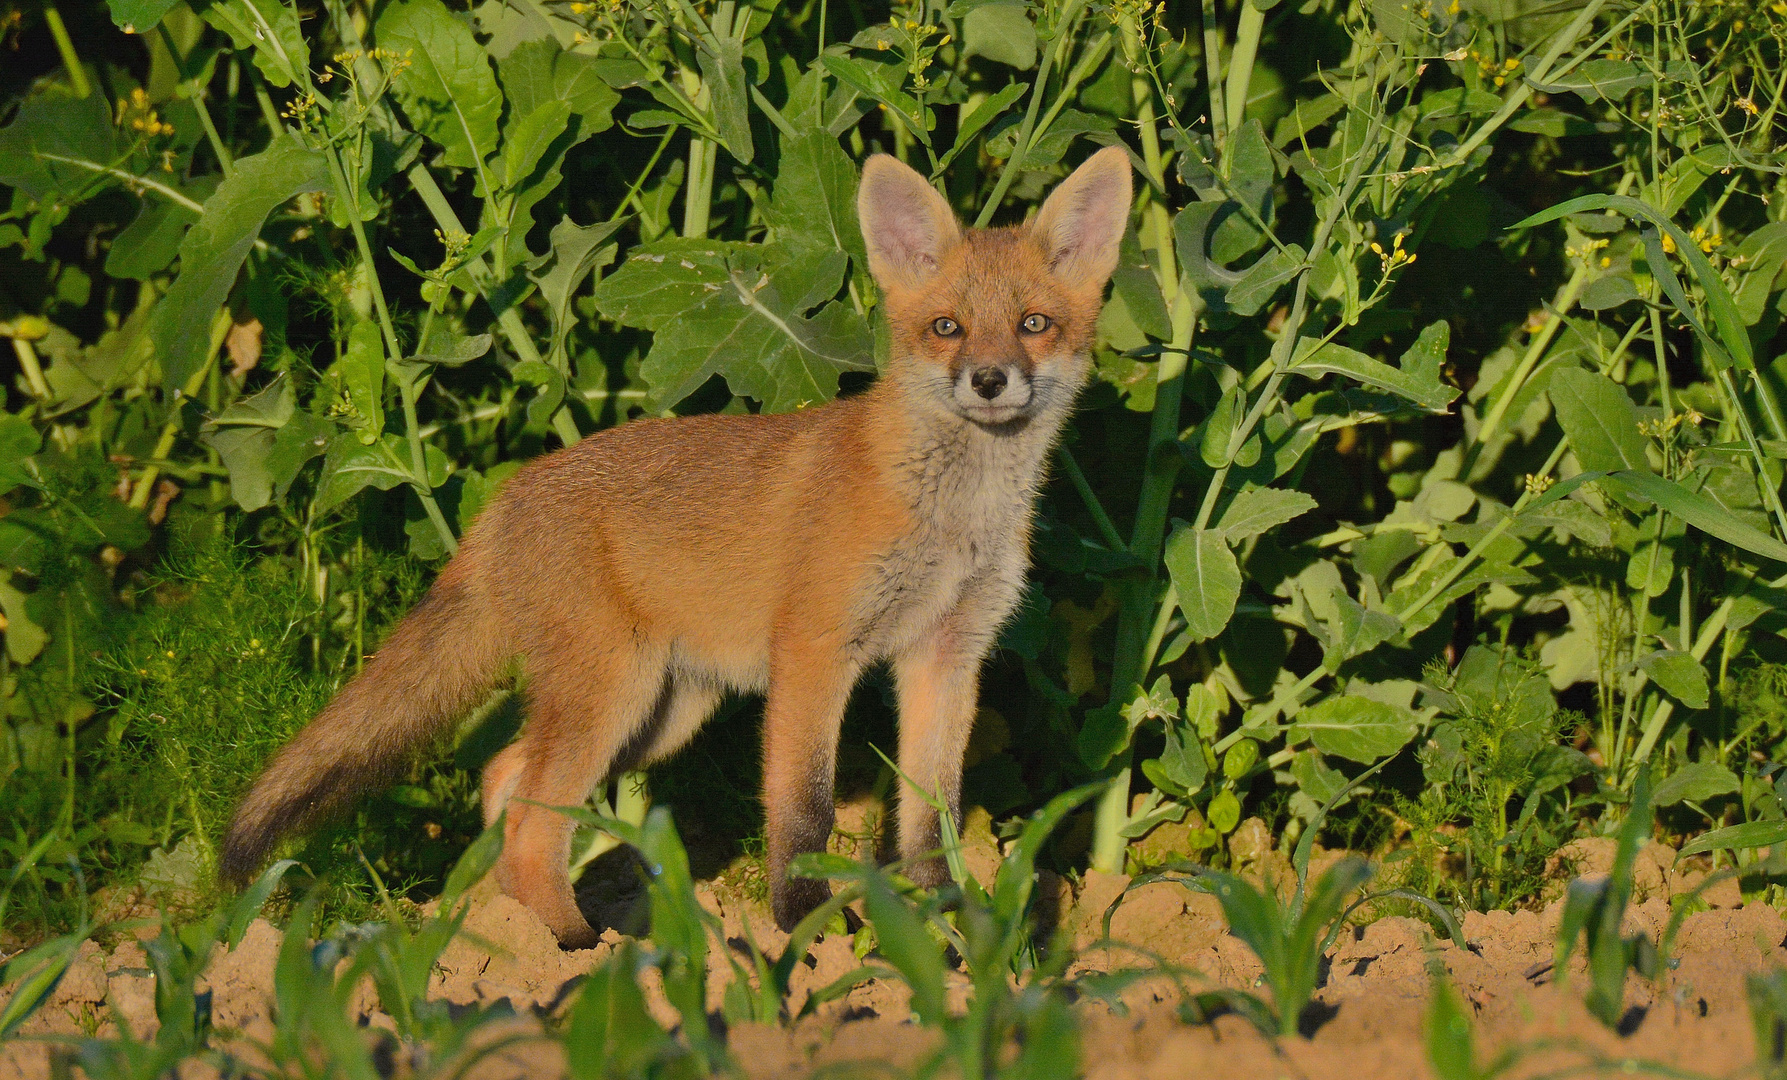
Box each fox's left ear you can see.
[1031,146,1133,289]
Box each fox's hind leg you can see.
[500,631,667,948]
[480,742,528,828]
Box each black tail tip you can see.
[218,828,268,890]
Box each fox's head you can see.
[857,147,1132,429]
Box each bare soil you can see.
[5,812,1785,1079]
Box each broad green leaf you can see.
[1580,274,1641,311]
[1644,146,1737,217]
[1153,715,1208,797]
[501,100,572,192]
[376,0,503,170]
[1635,650,1709,710]
[1290,749,1349,809]
[993,108,1114,170]
[1164,525,1241,642]
[1625,539,1674,597]
[197,0,309,88]
[1549,368,1650,473]
[766,129,865,267]
[961,2,1036,70]
[529,216,625,367]
[200,377,295,511]
[1109,230,1171,342]
[412,330,493,365]
[0,572,48,664]
[1526,58,1682,102]
[1199,385,1244,468]
[1207,788,1241,833]
[106,0,180,31]
[341,320,386,444]
[699,36,754,164]
[1213,121,1275,262]
[942,81,1027,170]
[588,238,747,328]
[313,432,443,515]
[1215,487,1318,543]
[266,413,335,503]
[493,41,620,266]
[1323,589,1401,672]
[107,180,214,280]
[1602,470,1787,566]
[151,143,329,391]
[1291,333,1458,413]
[1224,244,1305,317]
[0,90,124,203]
[1651,761,1739,807]
[593,242,873,412]
[1290,693,1418,763]
[498,39,621,125]
[1384,556,1538,636]
[1679,820,1787,858]
[1076,703,1128,770]
[0,414,42,499]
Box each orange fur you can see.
[221,148,1133,943]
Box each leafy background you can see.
[0,0,1784,950]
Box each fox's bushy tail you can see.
[220,547,508,885]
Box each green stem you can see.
[974,0,1087,228]
[1057,447,1125,552]
[1442,0,1607,168]
[160,24,235,177]
[1397,438,1571,632]
[326,147,457,553]
[131,309,231,509]
[405,165,581,447]
[1630,596,1734,765]
[682,135,715,238]
[43,6,89,98]
[1460,266,1588,479]
[1089,74,1194,875]
[1719,367,1787,542]
[1223,2,1265,139]
[1200,0,1227,149]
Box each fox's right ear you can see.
[857,155,962,288]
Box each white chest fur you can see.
[850,414,1060,660]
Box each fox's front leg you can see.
[892,622,986,891]
[763,636,858,931]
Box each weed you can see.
[1396,646,1592,910]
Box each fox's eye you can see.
[933,317,961,336]
[1021,314,1052,334]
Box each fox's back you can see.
[468,396,913,676]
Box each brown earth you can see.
[4,813,1785,1079]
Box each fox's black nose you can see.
[971,367,1008,400]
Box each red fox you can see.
[221,147,1133,945]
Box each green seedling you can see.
[1751,969,1787,1080]
[9,859,295,1079]
[787,778,1111,1079]
[1552,769,1658,1029]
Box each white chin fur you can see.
[951,369,1033,420]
